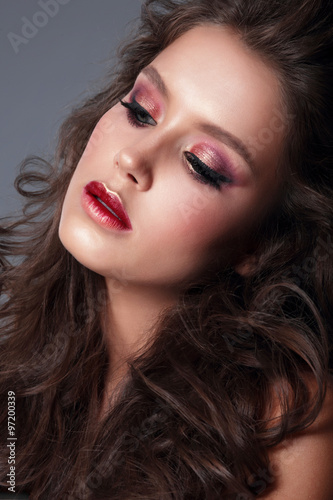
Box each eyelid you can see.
[189,141,238,178]
[123,79,162,121]
[120,98,157,126]
[139,68,253,174]
[185,151,232,189]
[132,97,157,123]
[121,85,237,185]
[120,97,154,118]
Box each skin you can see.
[260,379,333,499]
[59,25,285,359]
[59,25,333,497]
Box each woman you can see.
[1,0,332,498]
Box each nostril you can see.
[128,173,138,184]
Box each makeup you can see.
[190,143,235,181]
[120,79,163,129]
[122,75,244,187]
[120,97,157,128]
[81,181,132,231]
[130,79,163,121]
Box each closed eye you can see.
[184,152,232,189]
[120,98,232,190]
[120,98,156,127]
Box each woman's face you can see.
[59,25,285,291]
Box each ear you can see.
[233,253,258,277]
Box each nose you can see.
[114,146,153,191]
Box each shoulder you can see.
[259,377,333,499]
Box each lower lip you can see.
[81,189,131,232]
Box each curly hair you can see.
[0,0,332,498]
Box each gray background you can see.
[1,0,142,217]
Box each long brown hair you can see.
[1,0,332,498]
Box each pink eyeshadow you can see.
[131,84,162,121]
[190,143,235,179]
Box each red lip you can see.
[81,181,132,231]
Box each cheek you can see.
[153,179,262,267]
[80,114,116,159]
[150,180,228,253]
[81,105,132,161]
[169,170,223,223]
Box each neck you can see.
[103,280,180,377]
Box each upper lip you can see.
[85,181,132,229]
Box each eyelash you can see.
[184,152,231,189]
[120,98,156,127]
[120,98,232,189]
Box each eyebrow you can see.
[197,123,255,172]
[141,65,255,173]
[142,66,169,98]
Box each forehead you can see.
[151,25,285,176]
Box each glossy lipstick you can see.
[82,181,132,231]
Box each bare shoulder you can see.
[259,377,333,499]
